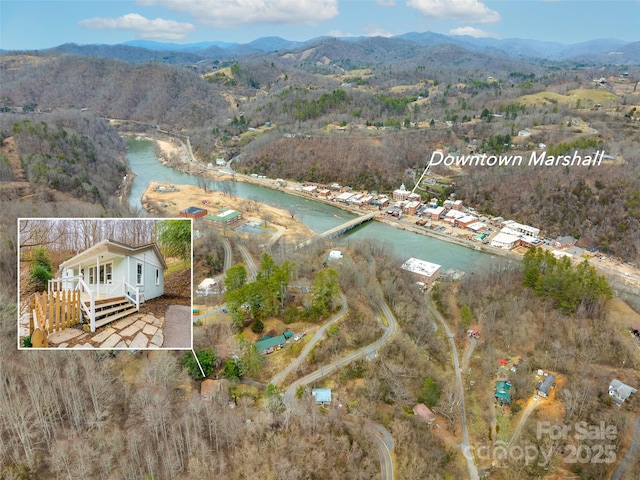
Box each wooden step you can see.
[94,306,138,329]
[94,299,129,312]
[93,303,135,319]
[95,296,125,306]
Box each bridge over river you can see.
[297,211,378,248]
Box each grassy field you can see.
[519,88,617,107]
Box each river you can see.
[126,138,491,272]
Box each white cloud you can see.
[363,24,394,37]
[449,26,499,38]
[407,0,500,24]
[79,13,195,40]
[326,26,393,39]
[141,0,339,28]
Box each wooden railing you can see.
[124,280,140,312]
[30,290,82,347]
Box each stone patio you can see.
[46,312,165,349]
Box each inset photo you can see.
[18,218,192,350]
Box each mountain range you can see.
[2,32,638,66]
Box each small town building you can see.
[501,220,540,238]
[444,209,466,224]
[413,403,436,424]
[312,388,332,405]
[401,257,441,287]
[491,232,520,250]
[426,206,446,220]
[403,201,421,215]
[554,236,577,249]
[180,206,208,219]
[318,189,331,198]
[609,379,637,406]
[393,184,410,202]
[360,195,373,206]
[336,191,355,203]
[301,185,317,194]
[204,209,243,226]
[456,215,478,228]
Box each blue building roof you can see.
[312,388,332,404]
[182,206,207,215]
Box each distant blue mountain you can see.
[116,33,635,61]
[123,40,238,51]
[15,31,635,65]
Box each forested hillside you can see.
[2,38,639,261]
[0,55,229,127]
[1,112,127,204]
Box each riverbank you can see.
[122,136,640,292]
[141,182,314,244]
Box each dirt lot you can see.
[142,182,314,244]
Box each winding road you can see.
[425,293,480,480]
[612,413,640,480]
[273,258,398,480]
[270,293,349,387]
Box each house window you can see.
[155,268,160,286]
[136,262,143,285]
[88,267,95,284]
[96,263,113,284]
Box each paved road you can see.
[425,293,479,480]
[221,237,233,273]
[270,293,348,386]
[162,305,192,348]
[276,271,399,480]
[612,413,640,480]
[365,420,395,480]
[283,300,397,406]
[237,243,258,281]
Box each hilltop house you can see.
[537,373,556,398]
[413,403,437,424]
[312,388,332,405]
[495,381,512,405]
[54,239,168,332]
[609,379,637,406]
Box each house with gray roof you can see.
[609,379,637,406]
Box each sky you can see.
[1,0,639,50]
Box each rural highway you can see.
[236,243,258,280]
[221,237,233,273]
[425,293,480,480]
